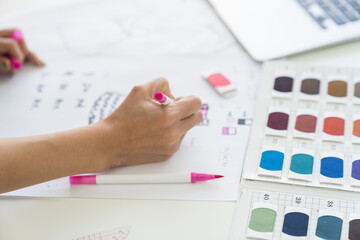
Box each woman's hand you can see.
[0,28,44,74]
[96,77,203,170]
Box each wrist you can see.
[90,117,127,171]
[83,123,113,173]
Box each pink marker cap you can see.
[10,29,23,42]
[69,175,96,184]
[154,92,166,103]
[10,58,22,70]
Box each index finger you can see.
[0,29,16,38]
[5,29,45,67]
[171,95,202,120]
[2,29,31,60]
[0,38,25,62]
[144,77,174,100]
[0,29,26,62]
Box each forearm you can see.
[0,124,107,193]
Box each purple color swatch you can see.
[274,76,294,92]
[267,112,289,130]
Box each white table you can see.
[0,196,235,239]
[1,1,360,239]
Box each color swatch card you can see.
[232,189,360,240]
[243,62,360,192]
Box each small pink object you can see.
[154,91,173,105]
[203,72,237,97]
[190,172,223,183]
[70,175,96,184]
[10,29,23,42]
[9,58,22,70]
[206,73,231,87]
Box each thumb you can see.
[0,56,11,74]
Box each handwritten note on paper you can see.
[0,66,128,137]
[73,226,130,240]
[89,91,125,125]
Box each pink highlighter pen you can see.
[9,29,23,70]
[154,92,173,105]
[70,172,224,184]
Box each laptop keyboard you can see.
[296,0,360,29]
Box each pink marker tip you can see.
[154,92,164,101]
[190,172,223,183]
[10,58,22,70]
[10,29,23,42]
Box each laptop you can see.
[208,0,360,61]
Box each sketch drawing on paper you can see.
[238,118,253,126]
[222,126,237,135]
[73,225,130,240]
[199,103,209,126]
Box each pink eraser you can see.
[10,58,22,70]
[203,72,237,97]
[10,29,23,42]
[69,175,96,184]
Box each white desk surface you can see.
[1,1,360,240]
[0,197,235,240]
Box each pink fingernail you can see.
[10,29,23,42]
[10,58,22,70]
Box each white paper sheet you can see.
[0,55,260,200]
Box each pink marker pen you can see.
[9,29,23,70]
[70,172,224,184]
[154,92,173,105]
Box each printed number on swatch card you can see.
[264,193,270,201]
[294,196,306,208]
